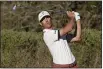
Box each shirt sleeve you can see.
[49,30,60,41]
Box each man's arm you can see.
[70,19,81,42]
[59,11,75,37]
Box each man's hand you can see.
[66,11,75,19]
[74,12,80,21]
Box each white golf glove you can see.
[74,12,80,21]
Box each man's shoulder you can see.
[43,29,59,33]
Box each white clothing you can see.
[43,29,75,64]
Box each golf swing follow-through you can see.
[12,4,81,68]
[38,10,81,68]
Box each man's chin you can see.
[47,25,52,29]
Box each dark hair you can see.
[40,15,51,22]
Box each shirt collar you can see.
[43,29,51,33]
[43,27,55,33]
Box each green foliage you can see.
[70,29,101,68]
[1,1,102,31]
[1,1,102,68]
[1,29,52,68]
[1,29,101,68]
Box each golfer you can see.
[38,11,81,68]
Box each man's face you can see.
[41,16,52,29]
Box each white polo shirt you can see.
[43,29,75,64]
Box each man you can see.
[38,10,81,68]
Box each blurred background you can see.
[1,1,102,68]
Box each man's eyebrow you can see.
[40,16,51,22]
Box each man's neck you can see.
[44,26,54,30]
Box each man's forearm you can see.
[70,20,81,42]
[60,18,75,36]
[64,18,75,32]
[70,12,81,42]
[76,20,81,38]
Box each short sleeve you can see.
[49,30,60,41]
